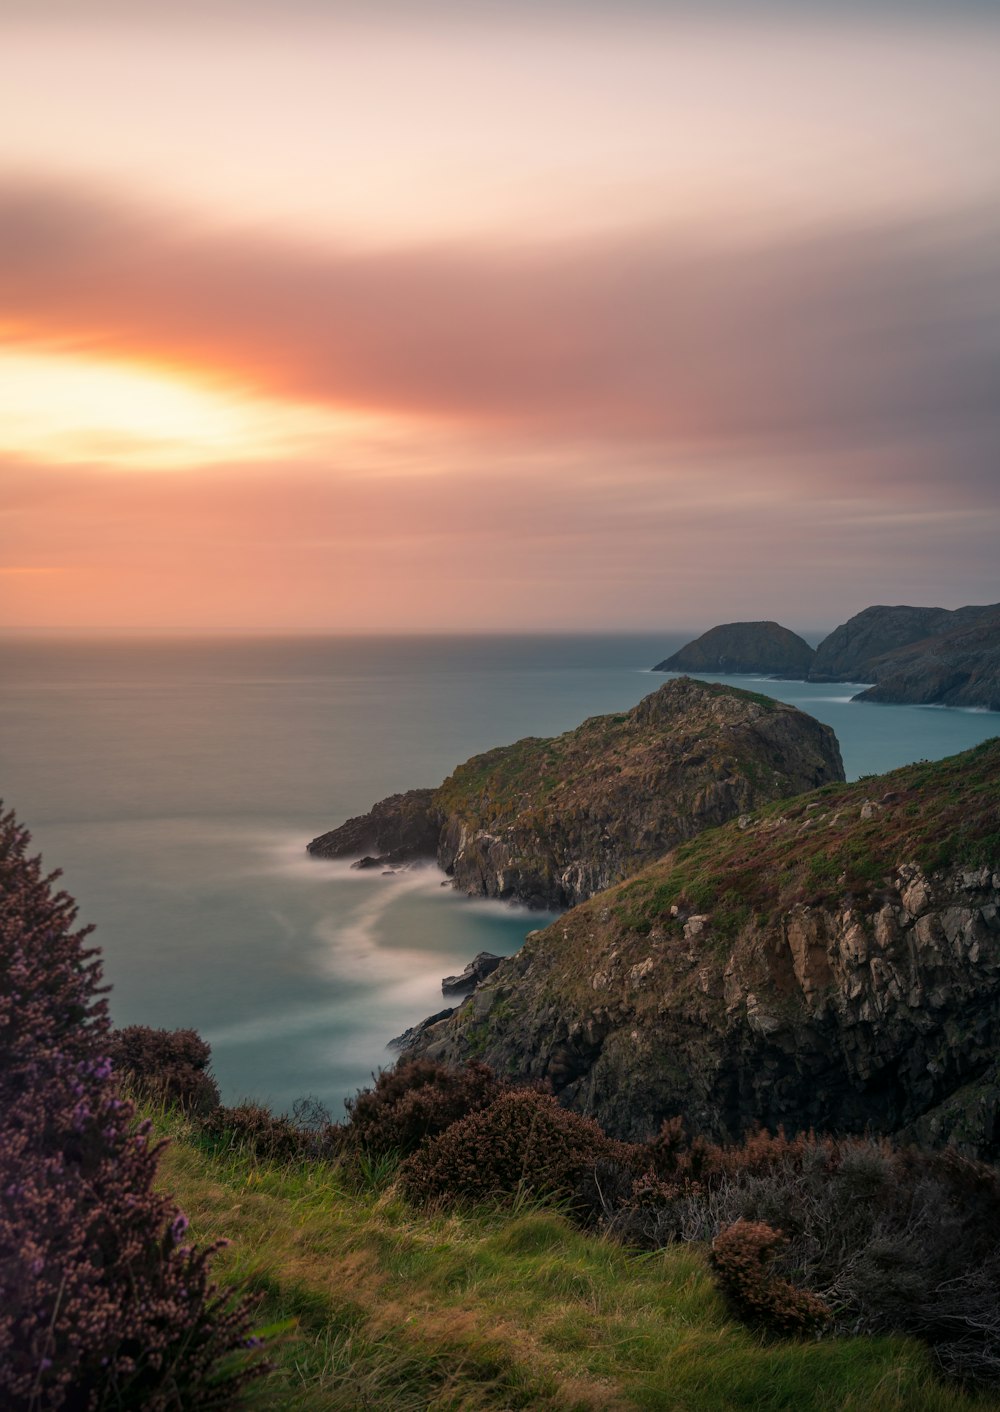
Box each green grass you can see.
[152,1108,1000,1410]
[608,736,1000,945]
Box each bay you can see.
[1,632,996,1116]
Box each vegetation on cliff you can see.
[309,677,845,909]
[409,738,1000,1153]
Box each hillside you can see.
[854,610,1000,710]
[152,1106,993,1412]
[809,602,1000,685]
[408,738,1000,1153]
[309,677,844,909]
[653,621,815,676]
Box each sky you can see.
[1,1,998,634]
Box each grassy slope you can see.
[613,735,1000,943]
[153,1109,1000,1411]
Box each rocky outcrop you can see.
[406,738,1000,1158]
[441,952,503,995]
[308,788,440,865]
[809,602,1000,685]
[653,621,815,677]
[853,611,1000,711]
[308,678,845,910]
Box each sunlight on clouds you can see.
[0,349,394,471]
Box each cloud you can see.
[2,179,999,464]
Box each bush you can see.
[199,1103,311,1163]
[582,1115,1000,1382]
[342,1058,504,1159]
[0,805,264,1409]
[109,1025,221,1116]
[399,1088,619,1209]
[711,1220,831,1335]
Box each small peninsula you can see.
[308,676,845,910]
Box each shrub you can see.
[711,1220,831,1335]
[199,1103,310,1163]
[399,1088,618,1209]
[0,805,264,1409]
[342,1058,504,1159]
[109,1025,220,1116]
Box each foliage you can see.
[199,1104,313,1164]
[587,1121,1000,1384]
[109,1024,221,1116]
[711,1220,831,1335]
[155,1100,993,1412]
[341,1057,504,1159]
[398,1087,623,1209]
[0,805,263,1410]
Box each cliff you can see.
[406,738,1000,1157]
[308,677,845,909]
[853,611,1000,710]
[653,621,815,676]
[809,602,1000,684]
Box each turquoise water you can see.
[1,633,996,1116]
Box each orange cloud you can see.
[3,181,999,458]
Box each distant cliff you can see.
[653,621,815,676]
[809,602,1000,686]
[308,677,845,910]
[853,610,1000,710]
[407,739,1000,1158]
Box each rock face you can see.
[853,611,1000,711]
[308,678,845,910]
[308,788,440,866]
[406,739,1000,1159]
[809,602,1000,685]
[653,621,815,677]
[441,952,503,995]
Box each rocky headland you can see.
[308,677,845,910]
[653,620,815,677]
[404,738,1000,1158]
[653,602,1000,711]
[808,601,1000,693]
[852,609,1000,711]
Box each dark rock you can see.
[441,951,504,995]
[809,602,1000,685]
[387,1007,455,1052]
[308,788,440,862]
[351,856,381,870]
[852,610,1000,711]
[653,621,815,676]
[406,740,1000,1160]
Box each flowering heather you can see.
[0,805,263,1410]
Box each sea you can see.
[1,632,997,1118]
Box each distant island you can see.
[653,602,1000,711]
[653,620,815,676]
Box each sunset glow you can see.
[1,1,998,632]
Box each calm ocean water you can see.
[1,633,997,1116]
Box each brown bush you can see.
[711,1220,831,1335]
[399,1088,618,1209]
[342,1058,504,1159]
[199,1103,310,1163]
[109,1025,221,1116]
